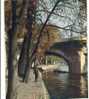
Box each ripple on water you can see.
[42,72,88,98]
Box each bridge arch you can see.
[45,50,71,72]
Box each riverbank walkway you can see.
[14,69,49,99]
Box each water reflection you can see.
[42,72,88,99]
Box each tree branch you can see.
[46,24,86,33]
[23,0,63,82]
[31,0,63,57]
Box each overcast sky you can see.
[36,0,86,38]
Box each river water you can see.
[42,72,88,99]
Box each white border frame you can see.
[1,0,6,99]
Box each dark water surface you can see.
[42,72,88,99]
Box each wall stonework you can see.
[60,48,86,74]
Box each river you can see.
[42,72,88,99]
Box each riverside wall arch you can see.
[45,48,86,74]
[45,40,87,74]
[45,50,71,71]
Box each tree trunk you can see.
[6,0,17,99]
[18,0,37,82]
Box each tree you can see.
[5,0,37,98]
[18,0,38,82]
[6,0,17,98]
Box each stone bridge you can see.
[45,38,87,74]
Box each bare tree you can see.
[6,0,17,98]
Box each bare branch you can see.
[47,24,86,34]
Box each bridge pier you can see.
[63,48,86,74]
